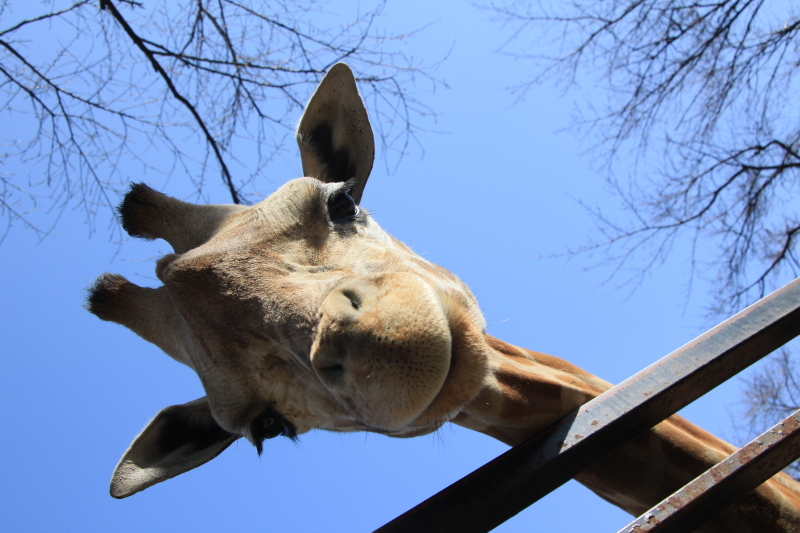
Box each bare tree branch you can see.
[739,348,800,478]
[0,0,440,241]
[488,0,800,313]
[486,0,800,475]
[100,0,241,203]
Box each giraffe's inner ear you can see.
[296,63,375,205]
[110,397,239,498]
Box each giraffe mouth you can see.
[391,297,489,433]
[310,272,456,433]
[361,343,458,437]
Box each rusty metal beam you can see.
[375,277,800,533]
[618,409,800,533]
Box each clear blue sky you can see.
[0,1,784,532]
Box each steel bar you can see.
[618,409,800,533]
[375,277,800,533]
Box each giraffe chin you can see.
[310,272,455,433]
[371,421,447,439]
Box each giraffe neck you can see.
[451,336,800,532]
[451,335,610,446]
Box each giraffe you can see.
[87,63,800,532]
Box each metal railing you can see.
[376,277,800,533]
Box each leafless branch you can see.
[487,0,800,471]
[739,348,800,479]
[0,0,440,241]
[488,0,800,314]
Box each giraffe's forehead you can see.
[161,177,472,313]
[205,179,396,270]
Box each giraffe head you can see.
[87,64,489,498]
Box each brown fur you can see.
[88,64,800,531]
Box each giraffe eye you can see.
[259,417,284,440]
[249,406,298,455]
[328,191,359,223]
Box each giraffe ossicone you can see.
[88,63,800,532]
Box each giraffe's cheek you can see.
[310,273,452,431]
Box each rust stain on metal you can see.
[616,410,800,533]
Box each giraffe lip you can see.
[375,334,457,435]
[333,346,454,435]
[400,307,488,431]
[376,423,443,438]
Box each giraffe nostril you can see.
[312,345,348,387]
[317,363,346,387]
[320,363,344,375]
[340,289,362,310]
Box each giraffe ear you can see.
[296,63,375,204]
[110,397,238,498]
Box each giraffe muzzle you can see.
[310,273,453,431]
